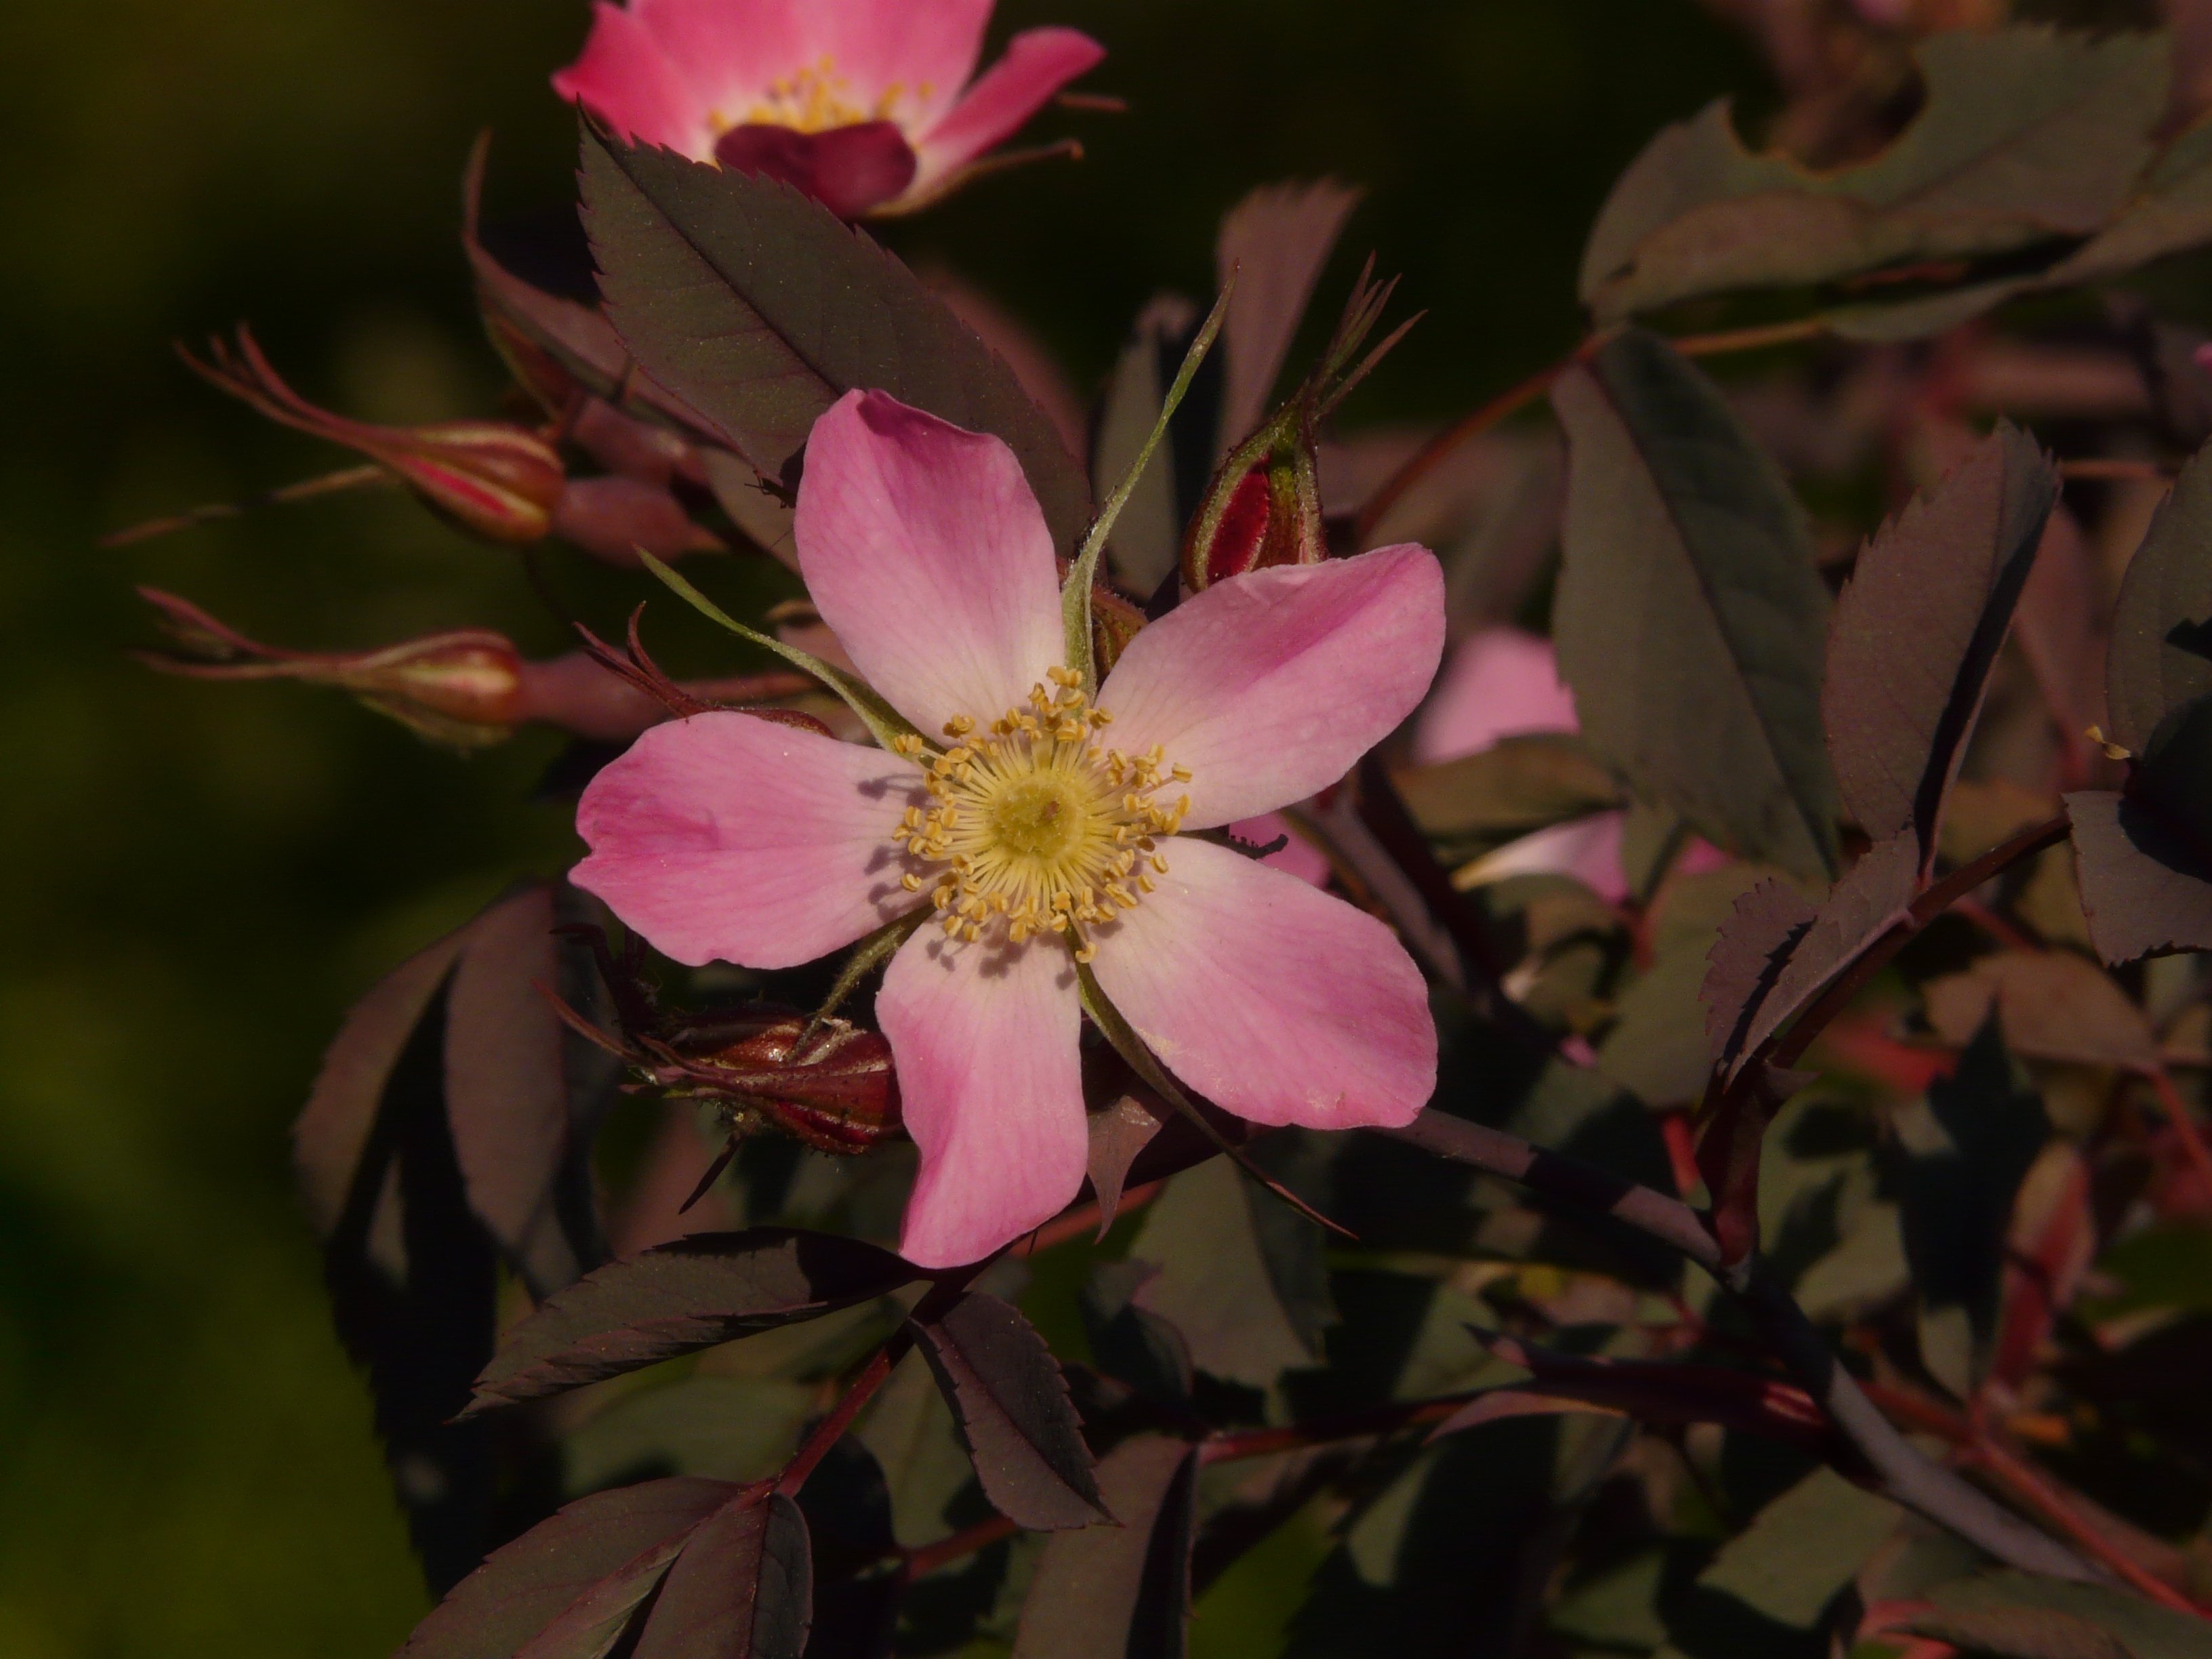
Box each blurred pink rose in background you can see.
[554,0,1103,217]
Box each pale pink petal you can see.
[553,3,710,157]
[1229,813,1332,888]
[909,27,1104,189]
[808,0,993,127]
[795,391,1064,737]
[572,712,924,970]
[1088,838,1435,1130]
[880,931,1086,1267]
[1469,813,1631,903]
[1097,544,1445,829]
[1411,628,1580,765]
[628,0,989,143]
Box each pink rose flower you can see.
[552,0,1105,218]
[574,391,1443,1267]
[1413,629,1724,901]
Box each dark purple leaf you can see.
[912,1290,1107,1531]
[1086,1093,1166,1233]
[579,129,1090,553]
[463,138,714,438]
[1908,1571,2210,1659]
[1922,950,2158,1069]
[446,885,592,1298]
[401,1477,740,1659]
[2015,507,2110,769]
[1580,31,2164,322]
[629,1491,812,1659]
[1553,328,1838,882]
[1898,1018,2049,1397]
[2109,428,2212,755]
[467,1229,920,1415]
[1011,1435,1200,1659]
[1705,834,1919,1082]
[1700,877,1818,1075]
[2067,789,2212,963]
[1822,423,2057,875]
[298,885,612,1589]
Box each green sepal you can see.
[1061,280,1235,691]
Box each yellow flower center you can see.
[718,56,922,136]
[890,668,1191,962]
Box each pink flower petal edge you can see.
[1411,627,1580,766]
[552,2,708,154]
[794,390,1065,738]
[1098,545,1446,830]
[571,712,925,970]
[911,26,1105,190]
[880,928,1088,1269]
[1088,838,1435,1130]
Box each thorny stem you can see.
[2147,1065,2212,1197]
[1378,1109,2103,1584]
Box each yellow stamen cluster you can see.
[721,56,922,135]
[889,668,1192,962]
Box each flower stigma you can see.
[889,667,1191,962]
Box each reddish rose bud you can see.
[182,327,565,545]
[548,474,726,568]
[652,1010,903,1154]
[139,590,821,750]
[136,588,525,747]
[1179,408,1327,592]
[1181,261,1418,594]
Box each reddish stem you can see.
[1014,1180,1165,1257]
[778,1347,897,1498]
[1967,1436,2211,1617]
[2148,1066,2212,1197]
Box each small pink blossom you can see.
[554,0,1104,218]
[575,390,1443,1267]
[1414,629,1724,901]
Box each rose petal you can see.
[795,391,1065,738]
[1471,812,1631,903]
[1097,544,1445,828]
[714,121,918,219]
[553,3,709,156]
[911,27,1105,188]
[880,931,1087,1267]
[1088,838,1435,1130]
[573,712,924,970]
[803,0,993,127]
[1227,812,1332,888]
[1412,628,1580,765]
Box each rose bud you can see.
[1180,407,1327,592]
[135,588,525,748]
[138,589,820,749]
[650,1010,903,1155]
[1182,261,1420,594]
[548,474,726,568]
[180,328,565,546]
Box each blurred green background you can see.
[0,1,1761,1652]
